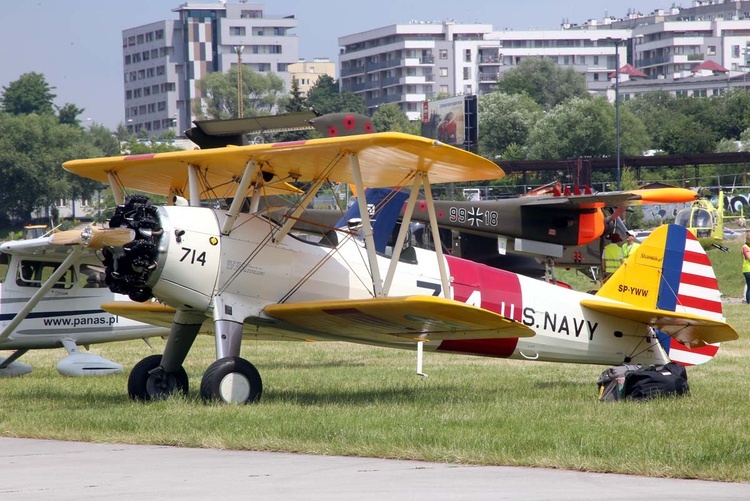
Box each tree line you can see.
[4,60,750,227]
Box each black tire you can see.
[127,354,189,401]
[200,356,262,404]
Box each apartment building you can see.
[338,22,495,120]
[478,29,631,95]
[122,2,299,136]
[288,58,336,96]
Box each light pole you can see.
[614,38,622,191]
[235,45,244,118]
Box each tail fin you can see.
[594,224,730,365]
[335,188,409,254]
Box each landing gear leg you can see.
[200,319,263,404]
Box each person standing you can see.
[742,234,750,304]
[622,231,640,260]
[602,233,623,281]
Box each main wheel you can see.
[128,354,189,401]
[200,356,262,404]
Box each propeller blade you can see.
[50,226,135,249]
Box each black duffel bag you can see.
[621,362,689,401]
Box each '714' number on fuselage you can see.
[180,247,206,266]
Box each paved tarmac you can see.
[1,437,746,500]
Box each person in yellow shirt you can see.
[622,231,640,260]
[602,233,623,281]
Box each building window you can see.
[707,45,716,55]
[269,45,281,54]
[146,32,154,42]
[151,49,158,58]
[142,51,150,61]
[463,67,470,80]
[125,55,131,65]
[439,49,448,60]
[439,67,448,77]
[133,53,142,63]
[273,27,286,36]
[155,29,164,40]
[440,85,449,94]
[464,49,471,62]
[230,26,246,36]
[258,63,270,72]
[136,34,144,44]
[277,63,288,72]
[241,9,262,18]
[733,45,740,58]
[128,36,135,46]
[126,90,133,100]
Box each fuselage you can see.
[141,206,666,367]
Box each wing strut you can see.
[274,177,326,244]
[350,152,384,297]
[221,160,259,235]
[0,247,85,340]
[422,173,451,299]
[188,164,202,207]
[383,174,421,295]
[108,172,124,205]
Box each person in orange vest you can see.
[602,233,623,281]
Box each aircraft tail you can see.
[335,188,409,254]
[594,224,727,365]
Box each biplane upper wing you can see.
[263,296,534,341]
[63,132,505,199]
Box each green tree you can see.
[198,67,286,119]
[285,77,308,113]
[57,103,85,126]
[307,75,367,114]
[478,92,543,160]
[86,123,121,156]
[372,103,419,134]
[0,113,101,223]
[1,72,56,115]
[496,58,589,110]
[526,96,649,160]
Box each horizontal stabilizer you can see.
[580,298,738,346]
[264,296,535,341]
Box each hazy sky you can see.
[1,0,667,129]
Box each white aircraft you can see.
[0,227,168,377]
[60,119,738,404]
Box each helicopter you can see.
[675,190,745,250]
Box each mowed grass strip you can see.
[1,234,749,482]
[2,313,750,482]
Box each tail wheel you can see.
[128,354,189,401]
[200,356,262,404]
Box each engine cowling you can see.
[103,195,163,302]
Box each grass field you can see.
[1,233,749,482]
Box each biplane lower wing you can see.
[103,296,534,342]
[264,296,534,341]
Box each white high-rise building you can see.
[122,2,299,137]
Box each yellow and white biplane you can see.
[59,123,737,404]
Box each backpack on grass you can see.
[597,364,641,402]
[621,363,689,401]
